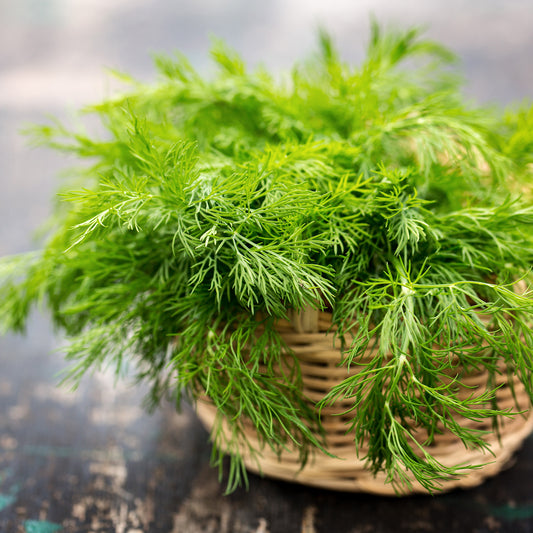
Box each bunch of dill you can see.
[1,23,532,492]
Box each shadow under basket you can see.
[196,308,533,495]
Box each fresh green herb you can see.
[1,23,532,493]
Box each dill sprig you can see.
[2,23,533,493]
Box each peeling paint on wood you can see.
[301,506,317,533]
[492,504,533,521]
[23,520,63,533]
[254,517,270,533]
[0,494,16,512]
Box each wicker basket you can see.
[196,308,533,495]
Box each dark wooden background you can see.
[1,1,533,531]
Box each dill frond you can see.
[2,23,533,493]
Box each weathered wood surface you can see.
[2,327,533,533]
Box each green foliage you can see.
[2,24,533,493]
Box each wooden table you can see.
[1,325,533,532]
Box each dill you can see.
[1,23,532,493]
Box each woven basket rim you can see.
[197,305,533,495]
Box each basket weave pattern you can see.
[196,309,533,495]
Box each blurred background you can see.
[1,1,532,532]
[2,0,533,252]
